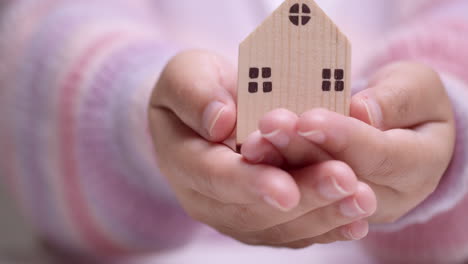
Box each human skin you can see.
[241,62,456,224]
[148,50,377,248]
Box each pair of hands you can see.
[148,51,455,248]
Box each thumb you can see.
[150,50,237,142]
[350,62,449,130]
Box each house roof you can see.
[241,0,349,47]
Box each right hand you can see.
[148,50,376,248]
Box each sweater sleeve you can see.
[356,2,468,263]
[0,1,198,256]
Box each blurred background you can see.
[0,182,55,263]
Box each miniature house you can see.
[236,0,351,145]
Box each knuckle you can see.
[361,136,396,183]
[370,151,394,180]
[383,84,411,121]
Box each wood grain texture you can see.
[236,0,351,145]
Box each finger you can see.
[296,109,422,187]
[293,161,357,211]
[151,50,237,142]
[280,220,369,248]
[241,130,285,167]
[351,62,451,130]
[258,108,331,167]
[186,161,359,234]
[297,107,450,198]
[246,182,376,244]
[149,107,300,210]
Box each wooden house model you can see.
[236,0,352,145]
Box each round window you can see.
[289,3,311,26]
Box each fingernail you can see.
[202,101,226,137]
[317,176,351,200]
[262,129,290,148]
[297,130,326,144]
[252,155,265,163]
[342,221,368,240]
[263,195,291,212]
[361,98,383,128]
[339,197,367,218]
[241,151,264,163]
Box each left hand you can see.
[241,62,456,223]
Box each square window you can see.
[335,81,344,91]
[334,69,344,80]
[322,69,331,79]
[322,81,331,91]
[262,67,272,78]
[249,82,258,93]
[249,68,259,79]
[263,82,273,93]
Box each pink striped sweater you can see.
[1,0,468,263]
